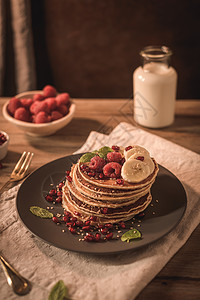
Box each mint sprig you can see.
[48,280,70,300]
[121,228,142,243]
[30,206,53,219]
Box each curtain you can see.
[0,0,36,96]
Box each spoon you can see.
[0,255,31,295]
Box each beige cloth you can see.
[0,122,200,300]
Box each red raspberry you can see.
[103,162,122,178]
[43,85,57,98]
[8,97,21,115]
[45,97,57,111]
[30,101,49,115]
[33,93,44,101]
[34,111,50,123]
[89,156,106,172]
[56,93,70,106]
[57,104,69,115]
[51,110,63,121]
[20,98,33,109]
[14,107,30,122]
[107,151,122,163]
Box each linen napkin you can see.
[0,122,200,300]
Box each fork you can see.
[0,151,34,193]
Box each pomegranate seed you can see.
[76,220,83,227]
[66,170,70,175]
[84,235,93,242]
[102,207,108,214]
[119,221,126,229]
[71,217,77,222]
[49,189,56,196]
[99,173,104,179]
[105,223,113,229]
[66,175,72,182]
[116,179,124,185]
[98,224,104,229]
[63,216,68,223]
[74,211,81,216]
[90,216,97,222]
[45,195,53,202]
[58,182,64,189]
[64,211,71,217]
[95,233,101,241]
[136,156,144,161]
[112,145,120,151]
[136,212,145,219]
[88,172,95,177]
[69,227,76,234]
[82,226,91,232]
[101,228,108,235]
[52,216,59,223]
[55,196,62,203]
[66,222,74,227]
[85,220,90,226]
[57,191,62,197]
[106,232,113,240]
[125,146,133,151]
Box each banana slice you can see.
[121,159,151,183]
[128,153,155,174]
[124,145,150,161]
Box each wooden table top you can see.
[0,98,200,299]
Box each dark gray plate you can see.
[16,154,187,255]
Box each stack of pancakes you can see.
[62,156,159,225]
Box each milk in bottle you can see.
[133,46,177,128]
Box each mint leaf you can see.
[121,228,142,243]
[30,206,53,219]
[79,152,96,163]
[48,280,69,300]
[97,146,113,159]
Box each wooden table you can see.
[0,98,200,299]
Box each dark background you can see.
[31,0,200,99]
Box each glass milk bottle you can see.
[133,46,177,128]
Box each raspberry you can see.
[57,104,69,115]
[7,97,21,115]
[125,146,133,151]
[56,93,70,106]
[107,151,122,163]
[51,110,63,121]
[34,111,50,123]
[33,93,44,101]
[30,101,49,115]
[20,98,33,109]
[45,97,57,111]
[103,162,122,178]
[43,85,57,98]
[14,107,30,122]
[89,156,106,172]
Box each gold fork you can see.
[0,151,34,193]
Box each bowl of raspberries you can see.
[0,131,9,161]
[2,85,76,136]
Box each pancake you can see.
[62,145,159,225]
